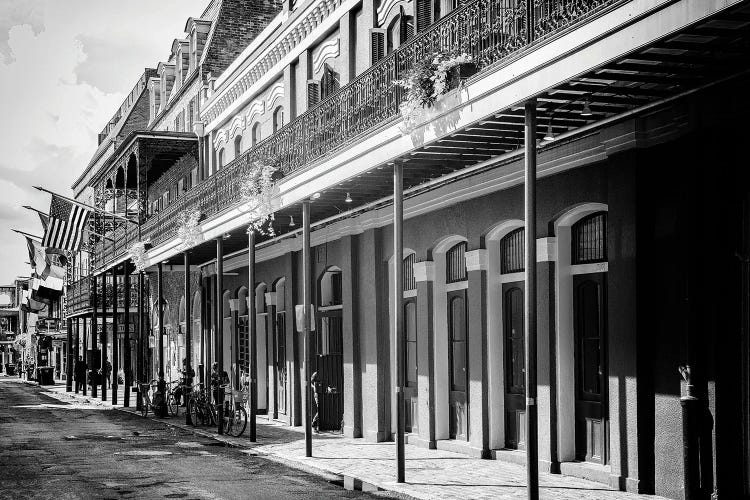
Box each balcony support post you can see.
[248,229,257,442]
[136,271,144,411]
[393,161,405,483]
[524,99,539,500]
[112,266,119,405]
[83,315,89,396]
[101,272,108,402]
[216,237,225,434]
[91,277,98,398]
[302,200,313,457]
[157,261,167,417]
[184,251,192,426]
[74,317,80,394]
[66,317,73,392]
[124,264,131,408]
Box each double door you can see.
[574,273,608,464]
[403,297,418,433]
[316,310,344,431]
[275,312,287,415]
[448,289,468,440]
[503,281,526,449]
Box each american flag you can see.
[42,194,91,252]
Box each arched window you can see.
[571,212,607,264]
[403,253,416,291]
[446,241,467,283]
[500,228,525,274]
[234,135,242,158]
[251,123,261,146]
[387,9,414,53]
[273,107,284,133]
[218,148,225,169]
[320,65,340,101]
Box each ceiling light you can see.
[311,192,321,200]
[223,232,231,239]
[544,120,555,141]
[345,192,352,203]
[581,98,592,117]
[289,216,296,227]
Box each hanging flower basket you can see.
[128,240,151,272]
[240,162,278,237]
[394,51,475,134]
[176,208,203,249]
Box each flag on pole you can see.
[26,237,46,270]
[38,212,49,232]
[42,194,90,252]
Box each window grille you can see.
[403,253,416,291]
[572,212,607,265]
[500,228,525,274]
[446,241,467,283]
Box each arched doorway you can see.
[445,241,469,441]
[273,278,287,416]
[191,290,202,378]
[222,290,232,375]
[255,283,268,412]
[316,266,344,431]
[236,286,249,388]
[402,253,418,433]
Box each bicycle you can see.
[223,387,248,437]
[187,383,217,427]
[165,380,179,417]
[139,380,165,417]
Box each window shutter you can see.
[416,0,433,32]
[370,29,385,65]
[307,80,320,107]
[399,7,410,44]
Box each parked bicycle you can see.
[139,379,178,417]
[187,383,216,427]
[223,387,248,437]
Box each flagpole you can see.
[33,186,137,225]
[23,205,115,242]
[12,229,42,241]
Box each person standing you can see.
[74,356,86,392]
[104,357,112,389]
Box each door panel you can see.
[318,312,344,431]
[403,298,418,433]
[503,282,525,449]
[448,290,468,441]
[573,273,608,464]
[276,312,287,415]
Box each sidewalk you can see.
[38,383,668,500]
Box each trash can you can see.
[4,364,15,376]
[37,367,54,385]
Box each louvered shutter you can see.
[415,0,433,32]
[399,6,410,44]
[307,80,320,107]
[370,29,385,65]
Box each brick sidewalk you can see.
[40,383,668,500]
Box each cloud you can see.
[0,1,44,63]
[0,0,206,284]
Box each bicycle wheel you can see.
[140,398,148,417]
[229,406,247,437]
[187,399,198,426]
[167,392,178,417]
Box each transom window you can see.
[446,241,467,283]
[500,228,525,274]
[572,212,607,265]
[403,253,416,291]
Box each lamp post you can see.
[248,230,257,442]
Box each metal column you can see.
[112,267,119,405]
[184,251,192,426]
[101,272,108,402]
[393,161,405,483]
[216,237,225,434]
[302,200,313,457]
[91,276,97,398]
[524,99,539,500]
[82,316,88,396]
[248,230,257,442]
[157,262,166,417]
[66,317,73,392]
[136,271,144,411]
[124,265,131,407]
[74,317,80,394]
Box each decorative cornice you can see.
[376,0,404,26]
[201,0,345,126]
[245,100,265,124]
[213,128,228,147]
[228,115,246,138]
[312,37,340,74]
[266,82,285,110]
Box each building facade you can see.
[64,0,750,498]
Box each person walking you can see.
[104,357,112,389]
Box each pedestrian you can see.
[311,371,320,433]
[104,357,112,388]
[74,356,86,392]
[210,362,229,405]
[175,358,195,406]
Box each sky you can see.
[0,0,207,285]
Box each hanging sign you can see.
[294,304,316,333]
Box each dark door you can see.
[403,298,418,433]
[275,312,287,415]
[503,282,525,449]
[574,273,608,463]
[317,310,344,431]
[448,289,468,440]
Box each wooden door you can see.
[317,310,344,431]
[574,273,608,463]
[403,298,418,433]
[503,282,525,449]
[448,289,468,440]
[276,312,287,415]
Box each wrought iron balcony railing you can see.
[92,0,617,269]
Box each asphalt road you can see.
[0,379,390,500]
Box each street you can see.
[0,379,390,499]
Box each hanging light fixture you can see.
[581,97,593,117]
[311,192,321,200]
[345,192,352,203]
[544,119,555,141]
[289,216,296,227]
